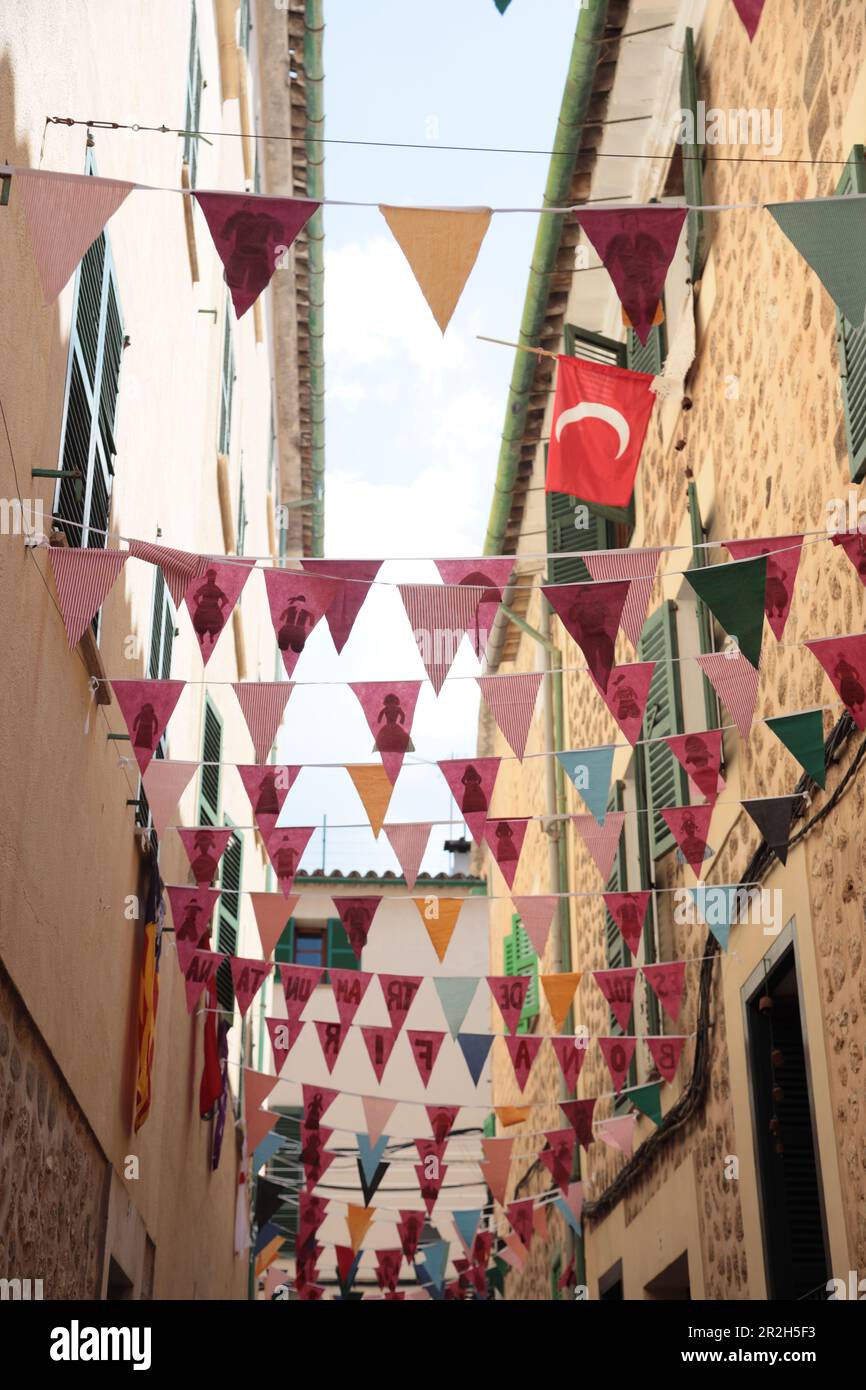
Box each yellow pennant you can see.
[345,764,394,837]
[379,205,492,333]
[412,896,464,962]
[347,1204,375,1253]
[495,1106,531,1128]
[541,971,583,1033]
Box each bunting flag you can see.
[661,804,714,878]
[298,559,382,653]
[603,891,651,956]
[545,356,656,509]
[804,635,866,729]
[361,1025,400,1083]
[631,1080,663,1126]
[543,579,632,691]
[407,1030,446,1088]
[112,679,185,773]
[585,549,662,649]
[493,0,513,12]
[427,1104,460,1146]
[232,682,293,763]
[476,672,542,760]
[598,1036,637,1093]
[48,547,127,648]
[379,205,492,333]
[357,1132,390,1187]
[415,1144,448,1215]
[573,812,625,881]
[487,975,530,1035]
[129,540,208,608]
[576,207,688,345]
[642,961,687,1024]
[725,534,804,640]
[229,958,271,1017]
[176,827,234,885]
[345,764,395,837]
[559,1099,596,1149]
[506,1199,535,1253]
[363,1096,397,1146]
[141,759,198,838]
[261,825,315,897]
[298,1191,329,1252]
[280,962,324,1020]
[479,1137,514,1206]
[315,1021,351,1074]
[687,554,768,668]
[536,975,578,1036]
[554,1182,584,1235]
[346,1205,375,1253]
[434,558,513,658]
[244,1068,279,1153]
[412,897,464,962]
[195,191,320,317]
[336,1245,362,1293]
[383,822,433,890]
[453,1209,482,1255]
[731,0,766,40]
[457,1032,494,1086]
[377,973,422,1034]
[539,1129,577,1195]
[359,1150,389,1205]
[557,746,615,823]
[438,757,501,842]
[551,1035,588,1091]
[16,168,135,304]
[483,817,530,890]
[504,1034,543,1092]
[166,885,221,969]
[765,709,826,787]
[264,569,339,678]
[695,650,761,741]
[184,559,254,666]
[251,891,296,960]
[350,680,423,784]
[590,661,655,745]
[688,884,738,951]
[254,1177,285,1230]
[332,896,382,961]
[666,729,725,803]
[740,795,800,866]
[374,1248,403,1293]
[832,529,866,595]
[418,1238,451,1292]
[767,196,866,327]
[397,582,485,692]
[511,895,558,959]
[237,764,300,837]
[304,1083,339,1129]
[593,968,637,1032]
[597,1114,638,1156]
[266,1015,303,1073]
[646,1035,686,1084]
[330,969,373,1028]
[397,1210,425,1263]
[434,977,479,1038]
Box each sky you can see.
[279,0,581,876]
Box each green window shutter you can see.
[605,782,637,1106]
[216,826,243,1012]
[625,310,666,377]
[326,917,360,976]
[504,914,539,1034]
[198,697,223,826]
[687,481,722,731]
[137,572,177,841]
[239,0,251,53]
[184,3,204,185]
[274,916,296,967]
[546,485,615,584]
[482,1112,497,1139]
[835,146,866,482]
[267,1107,303,1251]
[680,27,705,280]
[218,301,235,455]
[638,602,687,858]
[237,469,247,557]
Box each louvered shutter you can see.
[326,917,360,976]
[680,27,705,280]
[274,916,296,967]
[216,828,243,1011]
[638,603,687,857]
[545,485,614,584]
[836,147,866,482]
[198,698,223,826]
[626,311,667,377]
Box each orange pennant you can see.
[244,1068,279,1152]
[345,764,394,837]
[346,1204,375,1253]
[495,1106,531,1128]
[412,897,464,962]
[379,205,492,333]
[250,892,297,959]
[541,972,582,1033]
[255,1234,284,1278]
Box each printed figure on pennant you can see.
[190,568,230,650]
[132,701,159,753]
[375,692,410,757]
[277,593,315,654]
[214,201,287,298]
[460,763,488,816]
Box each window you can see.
[680,27,704,280]
[503,914,539,1034]
[687,482,722,730]
[198,696,223,826]
[638,601,687,858]
[183,3,204,186]
[237,469,247,557]
[275,917,360,980]
[216,825,243,1012]
[836,146,866,482]
[626,307,667,378]
[294,928,325,968]
[239,0,251,55]
[136,568,176,841]
[218,302,235,456]
[267,1107,303,1253]
[605,782,636,1109]
[482,1112,497,1139]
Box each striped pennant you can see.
[476,672,542,760]
[16,168,135,305]
[232,682,293,762]
[695,651,761,741]
[383,823,433,890]
[573,812,625,881]
[48,546,127,648]
[584,548,661,648]
[398,582,487,693]
[129,540,208,607]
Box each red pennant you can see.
[300,559,383,653]
[476,672,543,760]
[731,0,766,41]
[585,549,661,649]
[374,1249,404,1293]
[438,757,501,843]
[506,1199,535,1252]
[183,949,223,1014]
[301,1125,335,1190]
[377,973,423,1034]
[407,1030,446,1088]
[229,957,271,1017]
[661,805,714,878]
[261,825,315,897]
[593,968,637,1031]
[577,207,687,345]
[232,682,294,763]
[244,1068,279,1152]
[195,191,320,317]
[166,886,221,970]
[504,1034,543,1092]
[603,891,651,956]
[487,975,530,1035]
[414,1142,448,1215]
[726,535,803,641]
[303,1084,339,1129]
[551,1035,589,1091]
[832,530,866,599]
[543,580,632,691]
[350,681,423,784]
[433,558,514,659]
[280,963,324,1020]
[329,969,373,1027]
[251,891,297,960]
[598,1035,637,1094]
[642,962,687,1024]
[479,1137,513,1206]
[48,547,127,648]
[695,651,761,742]
[591,661,655,745]
[361,1025,399,1083]
[130,540,208,609]
[314,1021,350,1075]
[298,1192,329,1252]
[510,895,557,959]
[331,897,382,961]
[382,823,433,890]
[112,679,185,774]
[804,635,866,729]
[176,827,234,885]
[546,355,655,509]
[539,1129,577,1195]
[263,569,339,678]
[336,1245,359,1288]
[266,1015,303,1072]
[574,812,625,881]
[559,1098,596,1149]
[646,1034,686,1083]
[666,730,725,803]
[237,764,300,837]
[426,1105,460,1145]
[397,582,485,693]
[482,817,530,890]
[184,559,254,666]
[397,1210,425,1262]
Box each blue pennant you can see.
[356,1132,390,1185]
[457,1032,495,1086]
[557,746,615,824]
[453,1208,482,1252]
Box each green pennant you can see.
[687,554,768,668]
[767,198,866,328]
[630,1081,662,1127]
[493,0,513,11]
[765,710,826,788]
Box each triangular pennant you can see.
[361,1025,400,1083]
[329,969,373,1027]
[195,191,320,317]
[453,1209,482,1255]
[314,1020,351,1074]
[397,582,486,692]
[434,558,513,659]
[397,1210,425,1264]
[266,1015,303,1073]
[486,975,530,1035]
[331,897,382,962]
[412,897,464,962]
[546,358,656,511]
[438,757,502,842]
[359,1158,390,1209]
[476,672,542,760]
[642,961,687,1024]
[596,1114,638,1156]
[731,0,766,40]
[559,1099,596,1149]
[280,962,324,1021]
[356,1132,390,1186]
[407,1030,446,1089]
[231,682,293,763]
[593,968,637,1032]
[543,580,632,691]
[483,817,530,891]
[129,540,208,609]
[261,825,315,897]
[576,207,687,345]
[377,973,423,1034]
[603,891,652,956]
[112,679,185,774]
[183,949,223,1014]
[695,651,761,741]
[646,1035,686,1084]
[237,764,300,837]
[573,812,625,881]
[176,827,234,885]
[141,759,198,838]
[303,1084,339,1129]
[426,1105,460,1145]
[229,957,271,1018]
[506,1199,535,1252]
[184,559,255,666]
[379,204,491,333]
[767,196,866,327]
[16,168,135,304]
[495,1106,530,1127]
[166,886,221,969]
[832,528,866,600]
[503,1034,543,1092]
[584,550,662,649]
[540,972,582,1033]
[251,892,297,960]
[336,1245,362,1291]
[415,1144,448,1216]
[539,1129,577,1195]
[554,1182,584,1234]
[263,569,338,678]
[383,822,433,890]
[590,661,655,745]
[457,1033,494,1086]
[254,1178,284,1229]
[511,895,557,960]
[301,1123,336,1190]
[598,1035,637,1093]
[686,554,768,669]
[660,805,714,878]
[254,1219,282,1256]
[630,1081,663,1126]
[48,547,127,648]
[725,534,804,641]
[419,1238,451,1293]
[346,1205,375,1254]
[666,730,725,803]
[244,1068,279,1153]
[349,681,423,784]
[804,635,866,729]
[345,764,395,837]
[298,1191,329,1252]
[363,1096,397,1146]
[479,1137,513,1206]
[558,746,615,823]
[299,559,383,653]
[765,710,826,788]
[433,978,479,1038]
[551,1036,589,1092]
[740,795,800,866]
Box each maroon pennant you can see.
[598,1035,637,1094]
[375,1249,404,1294]
[48,547,127,648]
[831,530,866,598]
[229,957,271,1017]
[559,1098,596,1149]
[542,579,632,691]
[646,1034,686,1083]
[426,1105,460,1146]
[232,682,294,763]
[300,559,383,653]
[261,825,315,897]
[487,975,530,1035]
[414,1140,448,1215]
[593,968,638,1031]
[483,817,530,890]
[176,827,234,886]
[382,823,433,890]
[267,1015,304,1072]
[551,1036,589,1092]
[666,730,725,803]
[280,962,324,1021]
[194,191,320,317]
[331,896,382,962]
[361,1025,399,1083]
[504,1034,543,1092]
[397,1210,425,1262]
[407,1030,446,1089]
[166,886,221,970]
[329,969,373,1028]
[237,764,300,837]
[300,1124,336,1190]
[476,672,543,761]
[591,661,655,746]
[128,539,208,608]
[350,682,423,784]
[539,1129,577,1195]
[603,891,651,956]
[377,973,423,1034]
[642,961,687,1024]
[804,635,866,729]
[184,559,254,666]
[303,1084,339,1129]
[298,1192,329,1252]
[661,805,714,878]
[314,1021,350,1075]
[112,679,185,774]
[438,757,501,843]
[506,1199,535,1252]
[576,207,687,345]
[183,949,223,1014]
[726,534,803,641]
[434,557,514,659]
[264,569,339,678]
[731,0,766,42]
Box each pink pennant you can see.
[426,1105,460,1145]
[585,550,661,649]
[504,1034,543,1092]
[48,547,127,648]
[511,895,557,959]
[433,558,514,659]
[16,167,134,304]
[593,969,637,1032]
[539,1129,577,1195]
[266,1015,303,1072]
[483,817,530,890]
[112,679,185,773]
[363,1096,397,1146]
[398,582,487,693]
[176,826,234,885]
[314,1020,350,1075]
[506,1199,535,1252]
[603,891,651,956]
[543,580,632,691]
[646,1034,686,1083]
[229,958,271,1018]
[577,209,686,346]
[377,973,423,1034]
[590,662,655,746]
[264,569,339,678]
[642,962,687,1024]
[598,1035,637,1093]
[551,1036,589,1091]
[832,530,866,599]
[300,559,383,653]
[184,559,255,666]
[232,682,294,763]
[573,812,625,881]
[407,1031,446,1089]
[303,1084,339,1129]
[499,1238,527,1273]
[479,1137,514,1207]
[804,635,866,729]
[237,764,300,837]
[350,682,423,784]
[129,540,208,608]
[301,1125,336,1190]
[726,534,803,641]
[279,963,324,1021]
[261,825,315,897]
[251,891,297,960]
[438,757,501,843]
[195,191,320,317]
[666,730,725,803]
[141,759,198,838]
[183,949,223,1014]
[660,805,714,878]
[329,969,373,1028]
[731,0,766,41]
[166,886,221,969]
[695,651,761,741]
[361,1025,399,1083]
[382,823,433,890]
[331,897,382,962]
[597,1114,638,1156]
[475,672,543,760]
[487,975,530,1035]
[244,1068,279,1152]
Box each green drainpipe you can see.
[305,0,325,555]
[483,0,609,558]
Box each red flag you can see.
[483,817,529,890]
[407,1030,446,1088]
[546,354,655,507]
[361,1025,399,1083]
[229,957,271,1017]
[666,730,725,803]
[804,635,866,729]
[646,1034,686,1083]
[603,890,651,956]
[199,978,223,1117]
[642,962,687,1024]
[261,825,315,897]
[487,975,530,1035]
[176,827,234,885]
[329,969,373,1027]
[237,764,300,837]
[314,1020,350,1074]
[593,968,637,1032]
[300,559,383,653]
[661,805,714,878]
[112,679,185,774]
[598,1035,637,1093]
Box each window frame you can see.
[835,145,866,482]
[637,601,688,859]
[183,2,204,187]
[503,913,539,1034]
[198,694,224,827]
[218,299,235,456]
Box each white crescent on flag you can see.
[555,401,631,459]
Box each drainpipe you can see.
[483,0,609,558]
[304,0,325,555]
